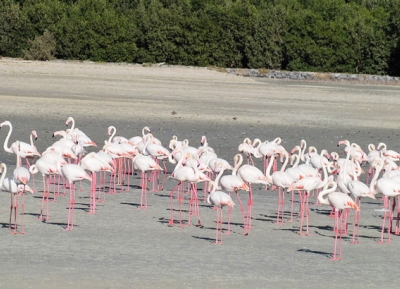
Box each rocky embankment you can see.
[227,68,399,85]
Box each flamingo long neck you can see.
[370,159,383,194]
[232,154,243,176]
[0,163,7,188]
[55,131,67,174]
[319,151,329,186]
[280,152,289,172]
[107,126,116,143]
[16,141,21,168]
[173,151,187,172]
[142,127,150,138]
[252,138,261,149]
[2,122,13,153]
[291,154,300,168]
[318,182,337,206]
[30,131,35,147]
[214,167,224,188]
[266,154,275,178]
[368,144,375,152]
[68,117,75,131]
[351,159,362,180]
[300,140,307,162]
[378,142,386,151]
[339,145,352,182]
[189,157,200,181]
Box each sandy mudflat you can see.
[0,58,400,288]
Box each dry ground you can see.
[0,58,400,288]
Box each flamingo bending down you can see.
[318,181,359,260]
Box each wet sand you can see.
[0,58,400,288]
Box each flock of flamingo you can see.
[0,116,399,260]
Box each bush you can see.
[23,29,56,60]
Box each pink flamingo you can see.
[318,181,359,260]
[266,152,294,225]
[65,116,97,147]
[346,156,376,244]
[238,138,258,165]
[132,153,163,209]
[207,180,235,244]
[370,158,400,243]
[11,141,32,233]
[167,153,202,227]
[54,130,92,231]
[236,158,271,235]
[142,133,170,190]
[219,154,250,232]
[80,152,114,213]
[0,121,41,164]
[287,149,331,236]
[0,162,33,234]
[29,158,59,221]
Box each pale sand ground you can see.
[0,58,400,288]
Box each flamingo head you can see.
[65,116,74,127]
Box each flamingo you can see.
[167,153,202,227]
[0,162,33,234]
[219,154,250,230]
[169,135,183,151]
[80,152,114,213]
[142,133,170,189]
[370,158,400,243]
[0,121,41,163]
[129,126,155,146]
[346,155,376,244]
[377,142,400,161]
[132,153,163,209]
[53,130,92,231]
[287,149,331,236]
[198,135,215,153]
[207,180,235,244]
[238,138,258,165]
[11,141,32,232]
[236,158,271,235]
[29,157,60,221]
[318,181,359,260]
[65,116,97,147]
[266,152,294,224]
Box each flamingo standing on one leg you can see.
[207,180,235,244]
[318,181,359,260]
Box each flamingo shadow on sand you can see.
[121,201,145,208]
[298,248,331,257]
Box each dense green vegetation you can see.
[1,0,399,75]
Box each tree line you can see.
[1,0,399,76]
